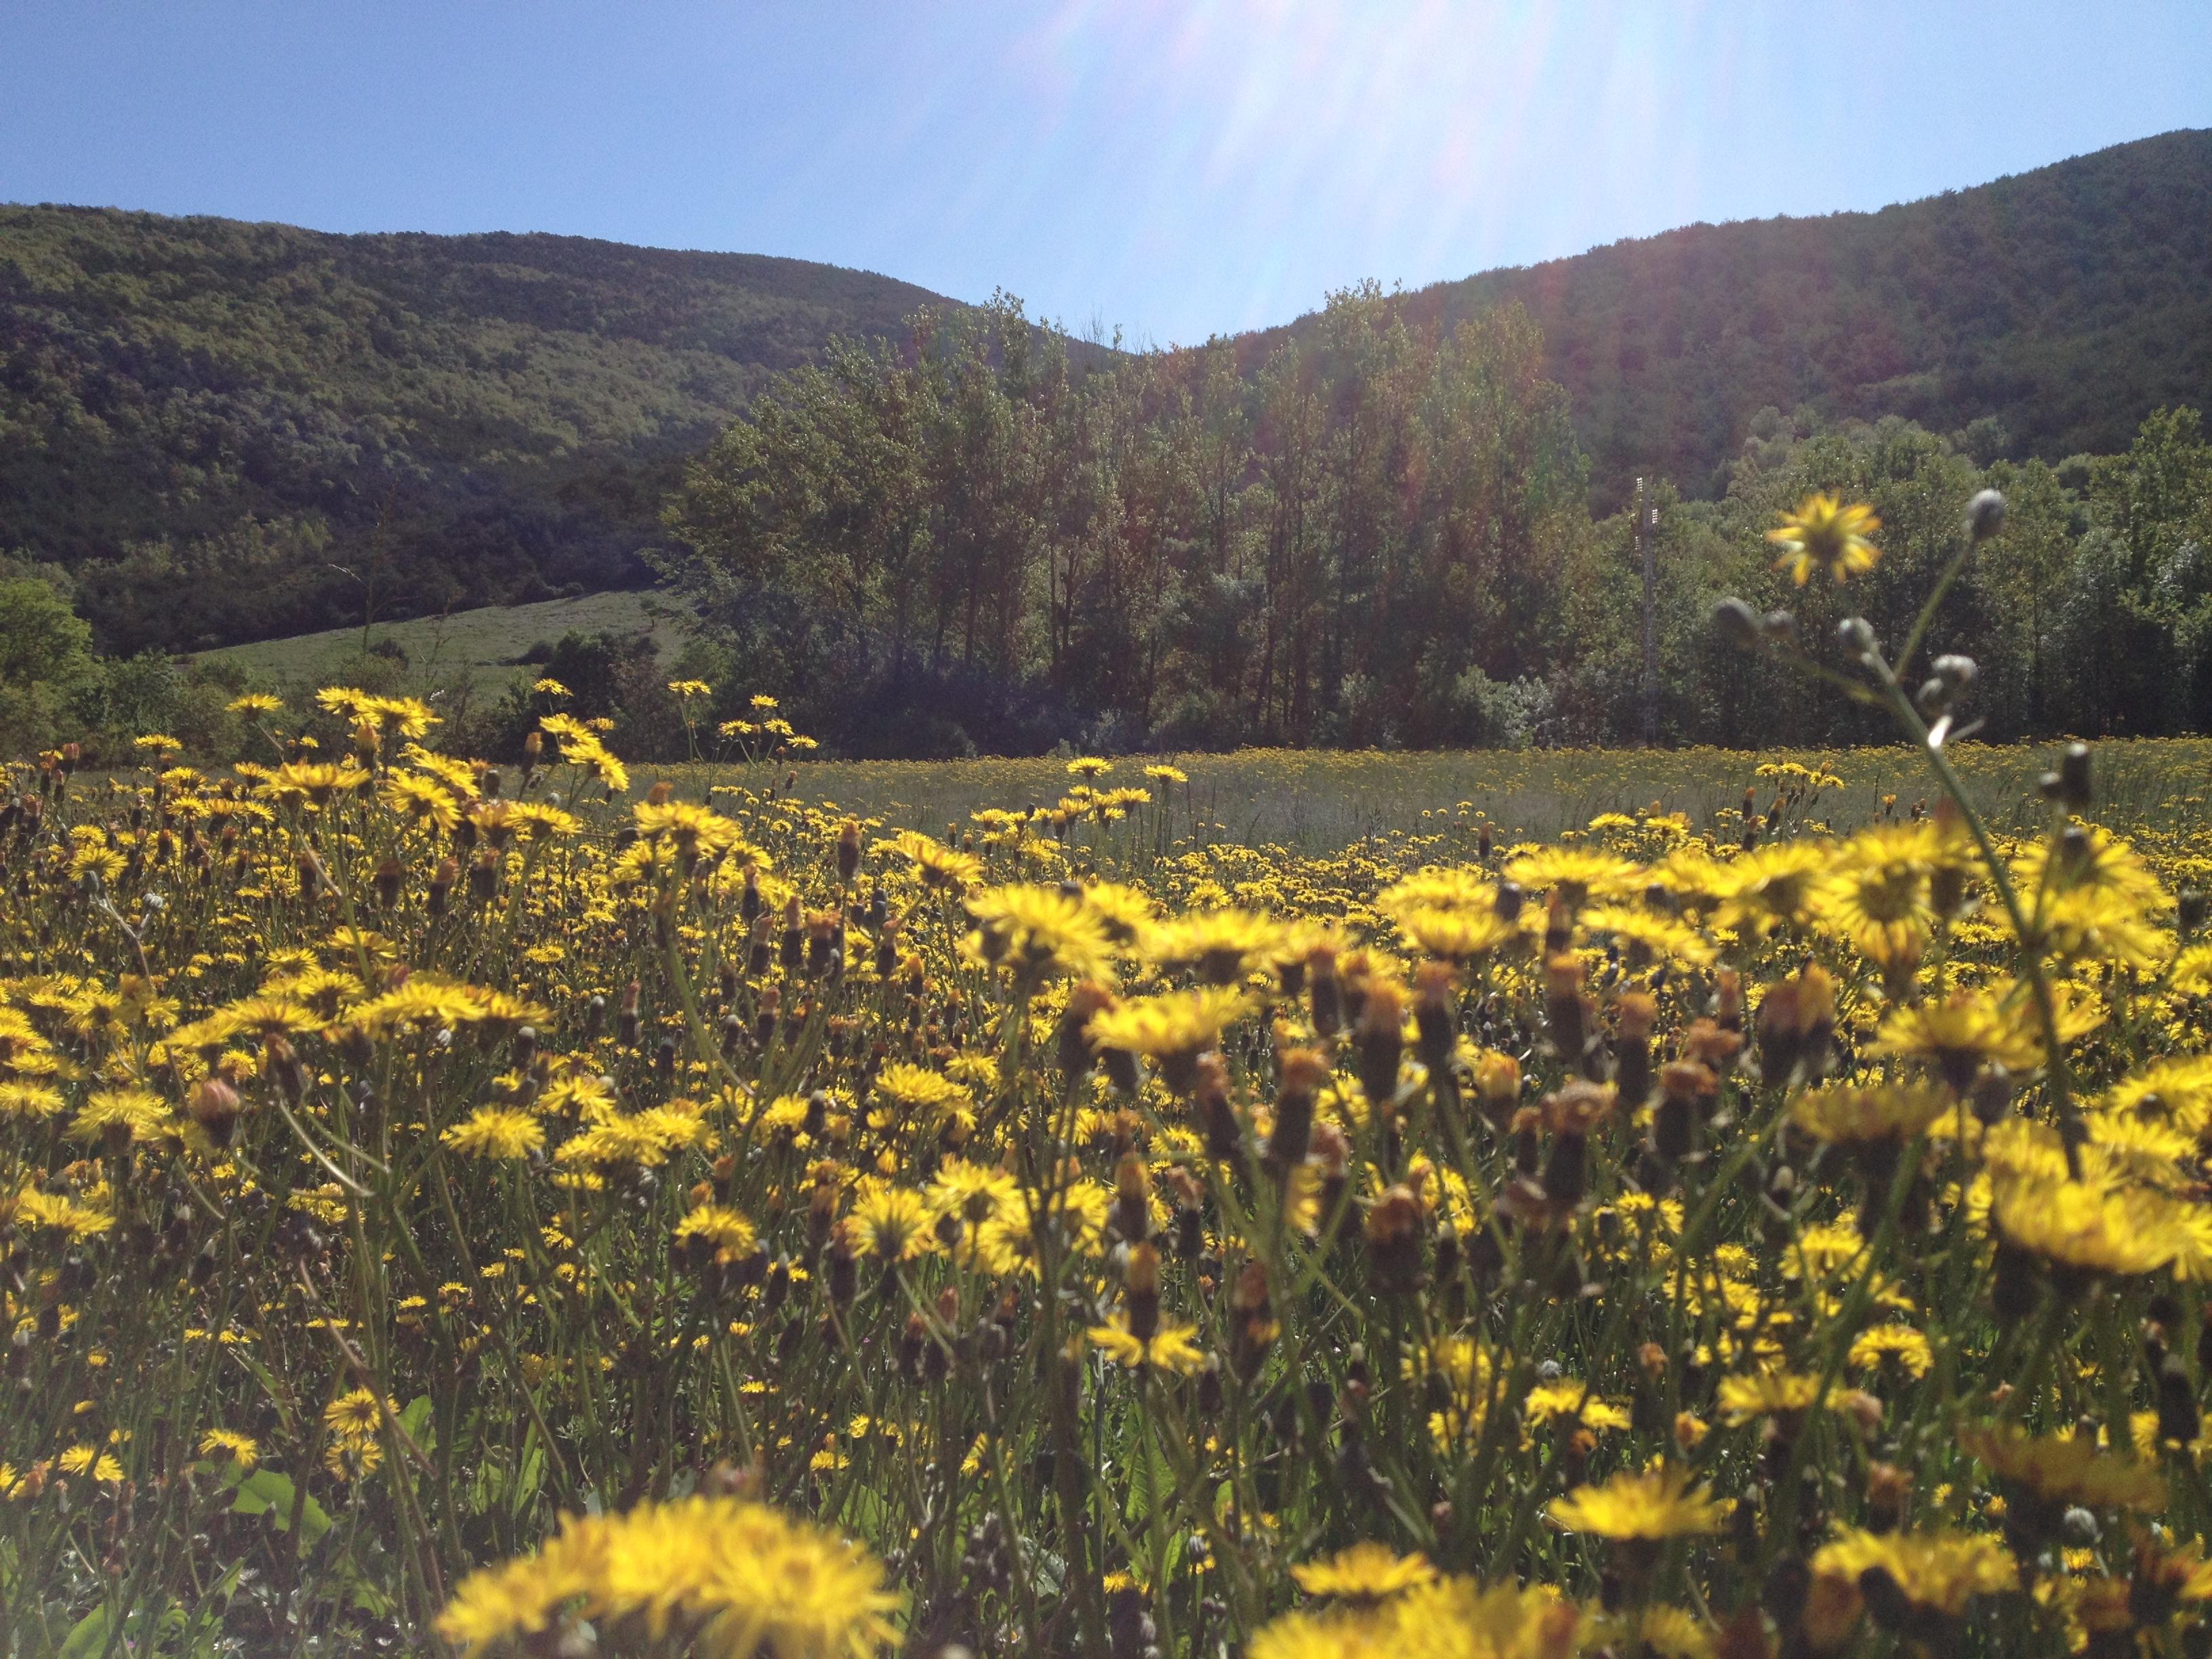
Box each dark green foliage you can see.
[474,627,678,758]
[8,130,2211,758]
[661,286,1594,756]
[0,574,96,755]
[664,277,2211,755]
[0,205,953,653]
[1260,129,2212,509]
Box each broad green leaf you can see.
[229,1469,333,1545]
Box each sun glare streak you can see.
[994,0,1755,340]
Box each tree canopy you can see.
[661,287,2212,756]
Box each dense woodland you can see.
[1,132,2210,758]
[656,289,2212,758]
[0,206,949,652]
[1274,127,2212,509]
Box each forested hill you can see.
[1264,127,2212,507]
[7,130,2210,656]
[0,206,954,652]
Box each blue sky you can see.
[3,2,2207,346]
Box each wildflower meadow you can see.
[9,491,2212,1658]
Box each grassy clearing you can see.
[194,590,689,699]
[636,737,2212,855]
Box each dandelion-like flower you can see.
[437,1496,898,1657]
[1252,1577,1578,1659]
[1870,989,2047,1092]
[1959,1423,2165,1513]
[442,1106,546,1161]
[1289,1542,1437,1603]
[1086,985,1258,1092]
[1087,1313,1206,1375]
[323,1388,394,1448]
[888,830,982,893]
[1548,1466,1727,1540]
[1811,1525,2017,1620]
[1790,1082,1959,1147]
[1767,493,1882,585]
[848,1187,939,1263]
[965,885,1115,979]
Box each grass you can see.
[194,590,690,699]
[636,737,2212,855]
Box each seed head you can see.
[1965,488,2007,543]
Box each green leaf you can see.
[229,1345,287,1408]
[398,1393,434,1451]
[57,1603,112,1659]
[1124,1435,1172,1528]
[229,1469,332,1545]
[512,1440,546,1521]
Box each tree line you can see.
[654,289,2212,757]
[4,285,2207,763]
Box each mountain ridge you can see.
[1254,127,2212,504]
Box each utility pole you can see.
[1638,476,1658,746]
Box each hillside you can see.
[7,131,2209,659]
[0,206,952,653]
[194,588,691,702]
[1267,127,2212,506]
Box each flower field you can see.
[663,737,2212,861]
[12,508,2212,1654]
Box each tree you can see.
[0,577,92,691]
[0,577,96,754]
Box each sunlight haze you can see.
[3,1,2208,343]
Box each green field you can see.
[194,589,690,699]
[632,737,2212,857]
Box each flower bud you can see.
[1355,981,1404,1112]
[190,1078,243,1147]
[2039,742,2093,811]
[428,857,457,919]
[1124,1241,1160,1342]
[1412,960,1456,1071]
[1229,1260,1273,1380]
[1543,954,1589,1065]
[1266,1048,1327,1172]
[2182,888,2209,935]
[1933,653,1978,689]
[1113,1152,1150,1244]
[1713,597,1761,650]
[779,897,804,972]
[1364,1185,1425,1296]
[1652,1061,1713,1167]
[1965,488,2007,543]
[1473,1050,1521,1130]
[1613,992,1655,1109]
[1059,981,1117,1082]
[1307,945,1343,1039]
[1195,1054,1240,1162]
[826,1235,857,1307]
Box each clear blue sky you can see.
[3,1,2207,347]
